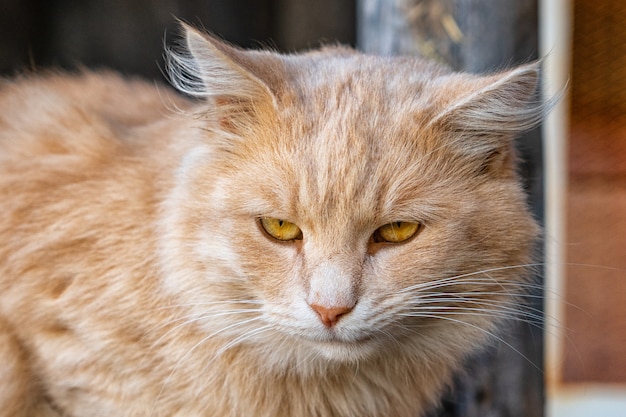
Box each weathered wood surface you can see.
[357,1,544,416]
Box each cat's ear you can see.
[166,23,277,105]
[429,63,546,171]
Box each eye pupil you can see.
[260,218,303,241]
[373,221,421,244]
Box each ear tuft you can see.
[165,23,271,102]
[431,62,550,157]
[453,63,543,132]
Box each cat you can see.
[0,23,545,417]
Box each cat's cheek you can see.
[193,226,243,275]
[245,243,302,301]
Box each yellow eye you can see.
[374,221,421,243]
[260,218,303,241]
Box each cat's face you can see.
[160,27,542,365]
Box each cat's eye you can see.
[260,218,303,241]
[373,221,421,243]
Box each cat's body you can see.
[0,26,543,417]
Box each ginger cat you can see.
[0,24,544,417]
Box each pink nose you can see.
[309,304,353,327]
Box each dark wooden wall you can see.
[0,0,356,77]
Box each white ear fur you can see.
[166,24,270,101]
[430,63,547,156]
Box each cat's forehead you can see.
[271,54,458,158]
[235,105,444,230]
[270,55,444,178]
[285,52,450,107]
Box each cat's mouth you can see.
[310,336,382,361]
[295,329,383,360]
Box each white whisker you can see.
[145,308,263,349]
[397,263,543,293]
[400,275,543,295]
[214,324,274,357]
[400,307,544,328]
[408,297,546,322]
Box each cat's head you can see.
[160,25,544,365]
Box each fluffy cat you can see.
[0,24,544,417]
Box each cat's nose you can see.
[309,303,353,327]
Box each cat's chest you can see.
[34,329,425,417]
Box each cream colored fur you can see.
[0,25,544,417]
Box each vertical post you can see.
[357,1,544,416]
[539,1,571,416]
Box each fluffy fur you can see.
[0,25,544,417]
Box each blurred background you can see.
[549,1,626,416]
[0,0,624,416]
[0,0,357,77]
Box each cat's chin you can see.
[302,335,383,363]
